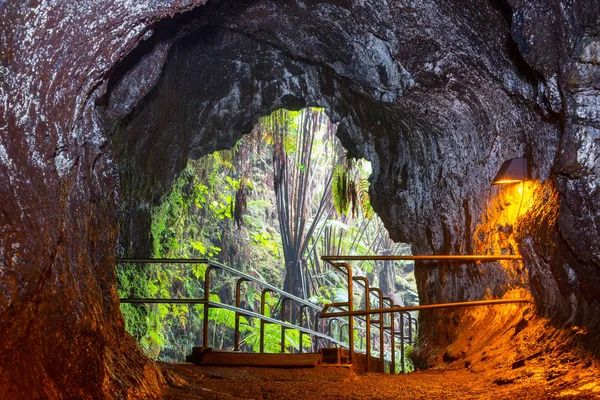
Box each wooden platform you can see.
[186,347,388,371]
[188,347,321,368]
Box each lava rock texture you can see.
[1,0,599,398]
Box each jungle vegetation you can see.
[117,108,417,368]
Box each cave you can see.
[2,0,600,398]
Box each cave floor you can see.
[160,362,599,399]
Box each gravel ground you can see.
[159,363,592,400]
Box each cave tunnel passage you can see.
[104,3,429,366]
[104,0,553,369]
[5,1,600,398]
[95,3,599,400]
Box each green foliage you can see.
[241,320,280,353]
[250,230,278,254]
[333,164,351,216]
[119,126,287,360]
[358,178,374,219]
[332,158,373,219]
[240,321,311,354]
[118,106,417,364]
[396,344,415,373]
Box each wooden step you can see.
[188,347,321,368]
[319,347,350,365]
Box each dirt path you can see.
[160,363,597,399]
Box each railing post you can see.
[281,297,292,353]
[413,316,418,345]
[315,311,324,350]
[383,297,395,374]
[407,312,413,346]
[334,263,354,363]
[234,278,250,351]
[299,305,310,354]
[340,323,349,346]
[369,288,385,372]
[260,289,276,353]
[391,312,396,374]
[327,318,336,348]
[353,277,371,371]
[203,264,218,348]
[400,312,405,373]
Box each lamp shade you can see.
[492,157,530,184]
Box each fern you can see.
[332,160,373,219]
[333,164,350,215]
[358,178,374,219]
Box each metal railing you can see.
[319,255,532,373]
[117,258,412,372]
[118,258,348,353]
[118,255,526,373]
[321,255,524,262]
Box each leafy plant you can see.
[118,107,417,364]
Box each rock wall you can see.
[509,0,600,323]
[1,0,599,398]
[0,1,207,398]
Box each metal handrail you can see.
[118,258,420,372]
[120,259,416,334]
[214,301,346,345]
[320,298,534,317]
[118,258,360,320]
[314,264,418,373]
[120,297,348,346]
[320,254,526,373]
[321,259,414,372]
[321,255,523,261]
[117,258,348,356]
[118,258,322,312]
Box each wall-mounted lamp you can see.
[492,157,530,185]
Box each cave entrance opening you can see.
[115,106,418,365]
[105,6,420,367]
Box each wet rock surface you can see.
[1,0,600,398]
[0,1,208,398]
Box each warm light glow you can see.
[475,180,545,258]
[492,157,530,185]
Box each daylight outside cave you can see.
[117,107,419,370]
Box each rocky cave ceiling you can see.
[1,0,599,398]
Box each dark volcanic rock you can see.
[508,0,600,343]
[0,1,206,398]
[1,0,600,398]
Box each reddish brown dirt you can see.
[160,363,599,399]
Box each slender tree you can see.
[265,108,337,299]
